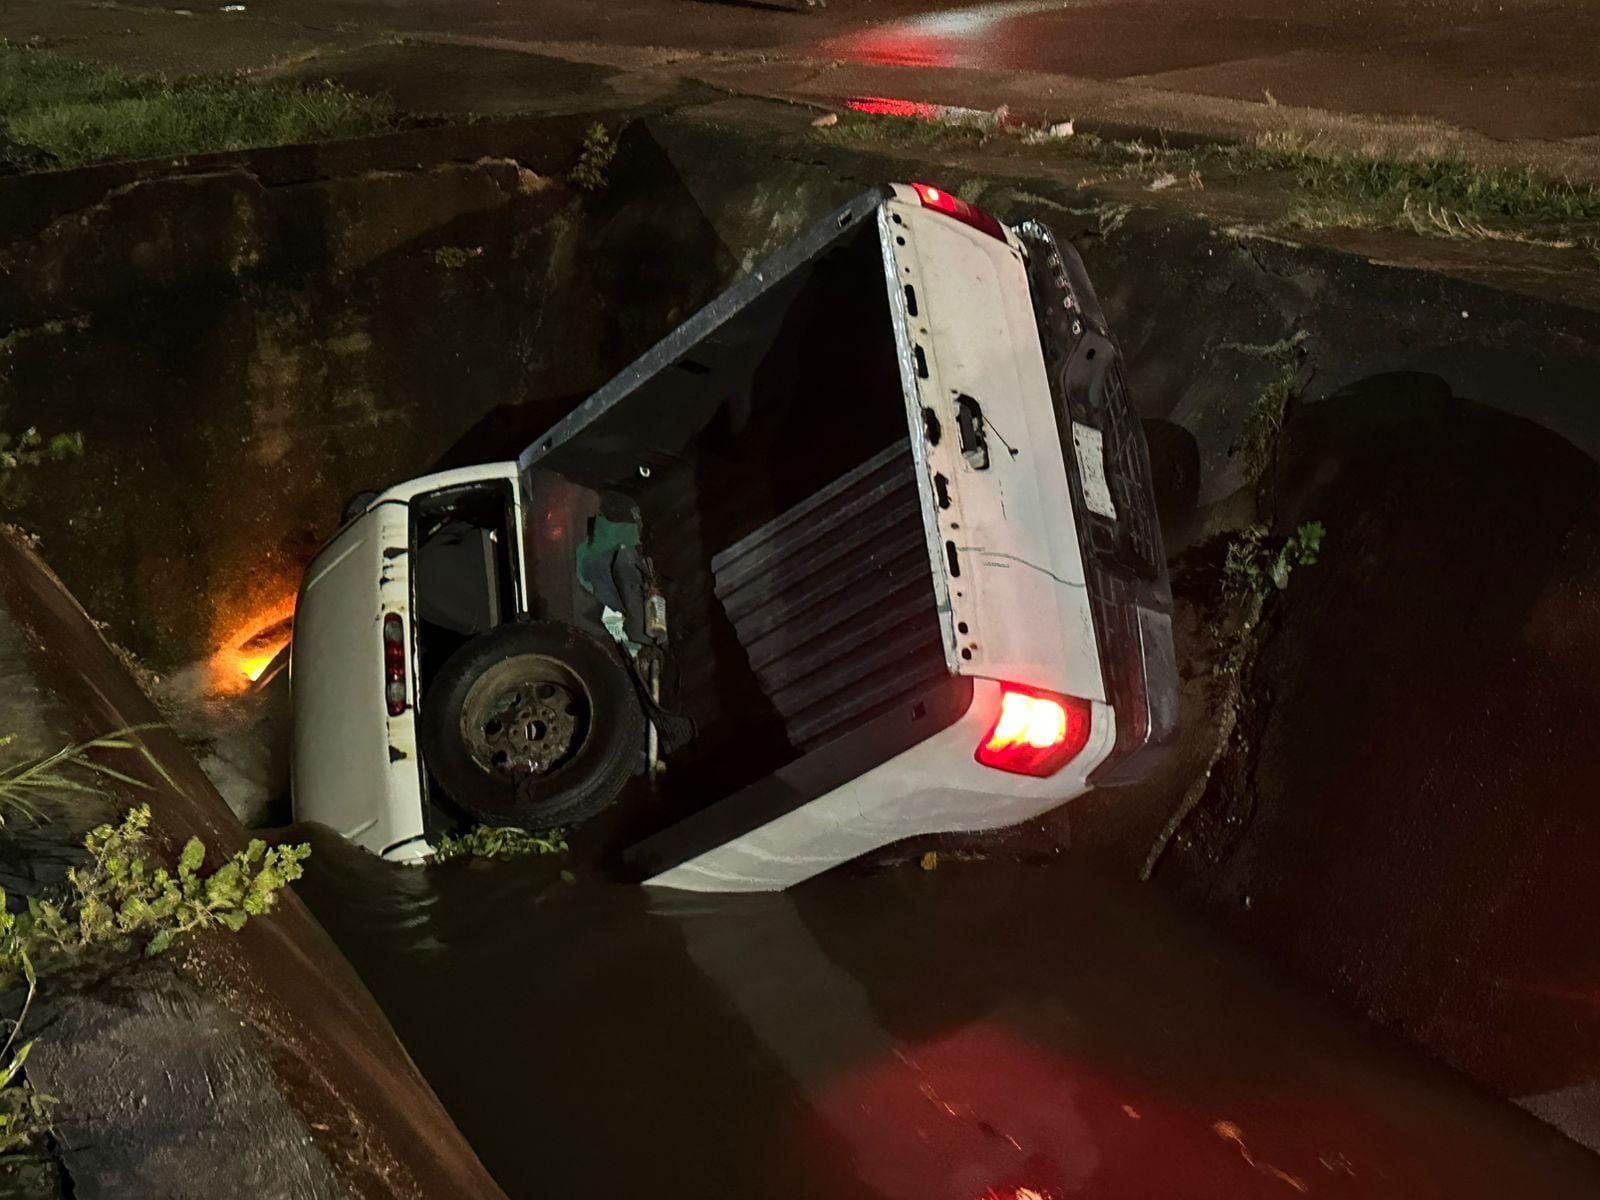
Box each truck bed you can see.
[519,189,948,815]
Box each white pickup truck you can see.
[290,182,1176,891]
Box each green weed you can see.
[0,789,308,1153]
[817,109,1600,240]
[0,725,158,828]
[568,122,616,193]
[1223,522,1326,597]
[432,826,567,864]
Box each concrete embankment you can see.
[0,528,509,1199]
[4,95,1600,1149]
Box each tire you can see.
[340,489,380,524]
[1141,418,1200,524]
[420,620,646,831]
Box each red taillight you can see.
[975,686,1092,777]
[911,182,1008,242]
[383,613,408,717]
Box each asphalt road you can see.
[812,0,1600,140]
[98,0,1600,141]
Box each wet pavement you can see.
[294,829,1600,1199]
[18,0,1600,144]
[812,0,1600,140]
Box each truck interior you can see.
[525,213,953,815]
[411,482,520,706]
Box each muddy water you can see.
[293,828,1600,1199]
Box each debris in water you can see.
[1213,1120,1309,1193]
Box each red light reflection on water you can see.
[805,1021,1332,1199]
[844,95,950,119]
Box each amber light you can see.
[210,597,295,693]
[975,686,1092,777]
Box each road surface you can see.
[78,0,1600,141]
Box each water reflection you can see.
[292,826,1600,1199]
[818,0,1082,71]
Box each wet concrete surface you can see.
[0,529,508,1199]
[294,829,1600,1198]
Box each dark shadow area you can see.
[1142,415,1202,547]
[1165,371,1600,1138]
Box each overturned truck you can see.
[290,183,1177,891]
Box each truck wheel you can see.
[421,620,646,831]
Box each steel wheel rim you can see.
[459,653,591,780]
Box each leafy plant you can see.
[31,805,311,958]
[432,826,567,864]
[1224,521,1326,597]
[0,427,82,473]
[568,122,615,193]
[0,800,309,1154]
[430,245,481,269]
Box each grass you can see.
[1222,136,1600,238]
[816,111,1600,243]
[819,111,990,149]
[1220,331,1309,484]
[0,41,395,170]
[0,725,165,827]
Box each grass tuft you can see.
[816,112,1600,242]
[819,111,990,149]
[0,41,395,170]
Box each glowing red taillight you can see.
[911,182,1008,242]
[383,613,408,717]
[975,686,1092,777]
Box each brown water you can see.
[293,828,1600,1199]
